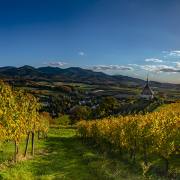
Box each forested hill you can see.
[0,65,180,89]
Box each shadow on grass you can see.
[31,134,102,180]
[1,128,178,180]
[30,130,146,180]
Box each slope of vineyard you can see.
[77,103,180,178]
[0,80,179,179]
[0,127,150,180]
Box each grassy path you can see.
[0,127,105,180]
[0,127,144,180]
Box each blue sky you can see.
[1,0,180,83]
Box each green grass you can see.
[54,115,71,126]
[0,136,45,165]
[0,127,177,180]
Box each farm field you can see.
[13,80,180,100]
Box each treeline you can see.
[68,97,164,124]
[77,103,180,176]
[0,81,50,162]
[44,94,164,124]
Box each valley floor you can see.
[0,127,175,180]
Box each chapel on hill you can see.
[140,76,154,100]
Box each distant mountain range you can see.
[0,65,180,89]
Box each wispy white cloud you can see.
[78,51,86,56]
[91,65,133,71]
[163,50,180,57]
[141,65,172,72]
[129,64,180,73]
[145,58,163,63]
[169,50,180,56]
[43,61,67,67]
[128,64,140,67]
[159,68,180,73]
[173,61,180,68]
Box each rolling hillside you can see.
[0,65,180,89]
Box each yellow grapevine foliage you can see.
[0,81,49,161]
[0,82,38,143]
[38,112,50,135]
[77,103,180,167]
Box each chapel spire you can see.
[140,74,154,100]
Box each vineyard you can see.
[78,103,180,177]
[0,81,50,162]
[0,80,180,179]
